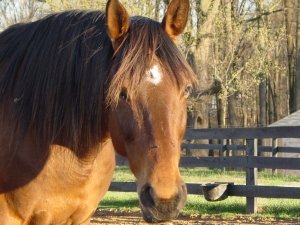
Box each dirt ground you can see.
[91,210,300,225]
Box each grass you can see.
[100,192,139,211]
[112,166,300,185]
[99,166,300,219]
[180,167,300,185]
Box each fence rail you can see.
[109,126,300,214]
[110,182,300,199]
[184,126,300,139]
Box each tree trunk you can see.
[217,96,226,128]
[259,75,267,127]
[222,0,239,129]
[256,0,267,127]
[154,0,161,20]
[296,0,300,111]
[186,0,221,129]
[284,0,299,113]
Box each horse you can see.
[0,0,195,224]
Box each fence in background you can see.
[109,126,300,214]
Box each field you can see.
[92,166,300,224]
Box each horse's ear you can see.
[162,0,189,41]
[105,0,130,48]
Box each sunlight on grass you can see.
[182,195,246,217]
[99,192,139,211]
[257,198,300,218]
[180,168,246,184]
[112,166,135,181]
[113,166,300,186]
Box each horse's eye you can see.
[120,88,128,101]
[184,85,193,98]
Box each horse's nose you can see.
[140,184,155,208]
[139,183,187,223]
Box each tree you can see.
[183,0,221,129]
[284,0,299,113]
[0,0,44,30]
[184,0,286,128]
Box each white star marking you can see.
[147,65,162,85]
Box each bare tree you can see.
[296,1,300,111]
[284,0,299,113]
[0,0,44,30]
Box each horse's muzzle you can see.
[139,183,187,223]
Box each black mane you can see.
[0,11,112,153]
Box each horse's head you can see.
[106,0,194,222]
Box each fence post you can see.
[246,138,258,214]
[220,139,226,172]
[272,138,278,174]
[185,139,192,156]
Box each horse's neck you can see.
[45,138,115,184]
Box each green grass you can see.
[180,167,300,185]
[183,195,246,216]
[100,192,139,211]
[99,166,300,219]
[258,198,300,218]
[112,166,135,181]
[112,166,300,185]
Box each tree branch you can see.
[245,8,284,23]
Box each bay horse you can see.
[0,0,195,224]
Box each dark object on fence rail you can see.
[202,182,231,201]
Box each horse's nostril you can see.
[140,184,155,208]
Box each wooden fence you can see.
[109,126,300,214]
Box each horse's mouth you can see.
[138,183,187,223]
[140,203,180,223]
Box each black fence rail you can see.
[109,126,300,214]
